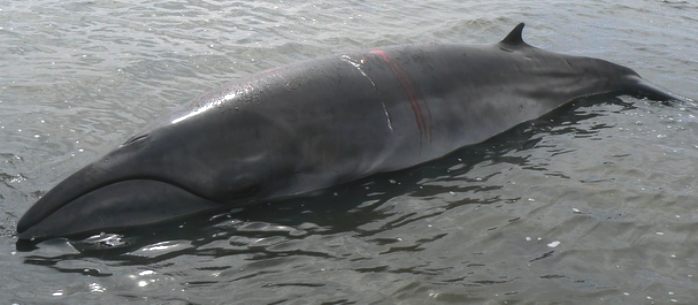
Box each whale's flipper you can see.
[500,23,528,47]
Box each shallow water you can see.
[1,0,698,304]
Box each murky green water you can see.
[1,0,697,304]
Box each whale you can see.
[16,23,680,240]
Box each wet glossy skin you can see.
[16,24,674,240]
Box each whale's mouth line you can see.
[17,177,219,235]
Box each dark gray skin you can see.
[17,23,679,240]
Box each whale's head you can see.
[16,128,227,241]
[15,106,291,241]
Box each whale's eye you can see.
[121,134,149,147]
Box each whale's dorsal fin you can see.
[499,23,527,46]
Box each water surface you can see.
[1,0,697,304]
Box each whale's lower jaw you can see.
[17,179,221,240]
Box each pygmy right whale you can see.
[16,23,681,240]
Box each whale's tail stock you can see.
[626,76,691,103]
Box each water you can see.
[1,0,697,304]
